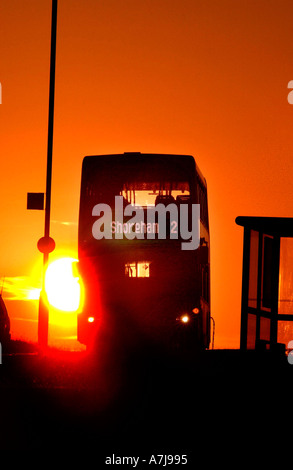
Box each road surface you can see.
[0,342,292,463]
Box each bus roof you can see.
[82,153,207,187]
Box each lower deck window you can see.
[125,261,150,278]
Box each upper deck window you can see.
[120,181,190,207]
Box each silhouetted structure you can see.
[38,0,58,348]
[236,216,293,352]
[77,153,211,357]
[0,294,10,343]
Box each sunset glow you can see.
[1,1,293,350]
[45,257,82,312]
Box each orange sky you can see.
[1,0,293,350]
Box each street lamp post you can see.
[38,0,58,348]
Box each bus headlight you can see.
[176,313,191,324]
[180,314,190,323]
[176,308,200,324]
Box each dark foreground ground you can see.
[1,340,293,464]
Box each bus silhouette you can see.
[77,153,210,357]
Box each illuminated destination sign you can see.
[91,196,200,251]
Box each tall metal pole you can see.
[38,0,58,348]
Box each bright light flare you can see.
[45,257,82,312]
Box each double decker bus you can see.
[77,153,210,357]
